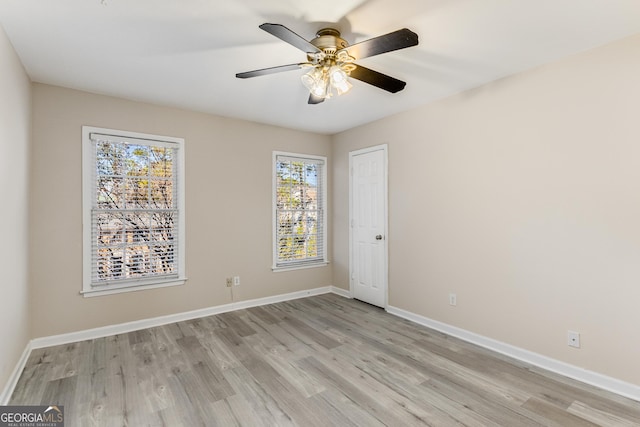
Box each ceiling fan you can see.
[236,23,419,104]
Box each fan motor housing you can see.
[310,28,349,53]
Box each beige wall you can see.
[333,34,640,386]
[0,25,31,390]
[29,84,332,338]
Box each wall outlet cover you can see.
[568,331,580,348]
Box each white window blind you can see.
[82,126,185,296]
[273,152,327,269]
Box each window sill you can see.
[272,262,329,273]
[81,278,187,298]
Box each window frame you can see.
[82,126,186,297]
[272,151,328,271]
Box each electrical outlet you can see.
[233,276,240,286]
[568,331,580,348]
[449,293,457,306]
[226,278,233,287]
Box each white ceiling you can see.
[1,0,639,134]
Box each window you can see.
[82,126,185,297]
[273,152,327,270]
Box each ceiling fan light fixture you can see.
[329,65,352,95]
[300,69,317,89]
[238,24,419,104]
[334,79,352,96]
[301,68,328,97]
[311,80,328,98]
[329,65,347,84]
[302,64,352,100]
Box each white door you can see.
[350,145,388,308]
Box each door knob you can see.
[375,235,383,240]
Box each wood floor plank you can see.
[568,400,640,427]
[164,372,208,426]
[192,360,236,402]
[223,394,272,427]
[172,364,224,425]
[529,366,640,424]
[522,397,600,427]
[411,337,532,405]
[8,361,47,404]
[222,365,297,427]
[214,327,282,384]
[313,389,387,427]
[313,345,475,426]
[281,316,342,350]
[247,305,280,325]
[9,294,640,426]
[422,375,544,427]
[243,333,326,398]
[217,310,257,337]
[250,321,315,360]
[40,375,77,411]
[258,374,342,427]
[296,355,424,426]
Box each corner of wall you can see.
[0,22,33,401]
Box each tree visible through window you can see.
[274,153,326,268]
[83,127,185,296]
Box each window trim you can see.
[272,151,328,272]
[82,126,186,297]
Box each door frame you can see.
[348,144,389,308]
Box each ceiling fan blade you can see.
[349,64,406,93]
[236,63,306,79]
[308,93,325,104]
[259,23,322,54]
[338,28,418,60]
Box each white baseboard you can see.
[330,286,351,298]
[0,342,32,405]
[1,286,336,403]
[386,305,640,403]
[32,286,334,349]
[7,288,636,405]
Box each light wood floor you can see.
[10,294,640,426]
